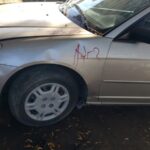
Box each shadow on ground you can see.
[0,105,150,150]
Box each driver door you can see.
[101,13,150,104]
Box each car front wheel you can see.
[8,66,79,126]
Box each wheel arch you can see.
[1,63,88,107]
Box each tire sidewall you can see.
[9,74,78,126]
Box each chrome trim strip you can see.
[103,80,150,84]
[99,96,150,99]
[87,101,150,105]
[86,101,101,105]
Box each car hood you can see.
[0,2,96,39]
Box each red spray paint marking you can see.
[73,44,100,66]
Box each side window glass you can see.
[130,13,150,43]
[117,13,150,44]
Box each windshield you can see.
[60,0,150,35]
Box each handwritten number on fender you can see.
[73,44,100,66]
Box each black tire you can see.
[8,66,79,127]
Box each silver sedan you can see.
[0,0,150,126]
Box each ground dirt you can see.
[1,105,150,150]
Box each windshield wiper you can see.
[74,4,102,35]
[74,4,89,30]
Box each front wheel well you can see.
[2,64,88,108]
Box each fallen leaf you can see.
[47,142,55,150]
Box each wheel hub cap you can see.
[24,83,70,121]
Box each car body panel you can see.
[101,41,150,104]
[0,2,149,105]
[0,2,75,27]
[0,36,112,103]
[0,2,95,40]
